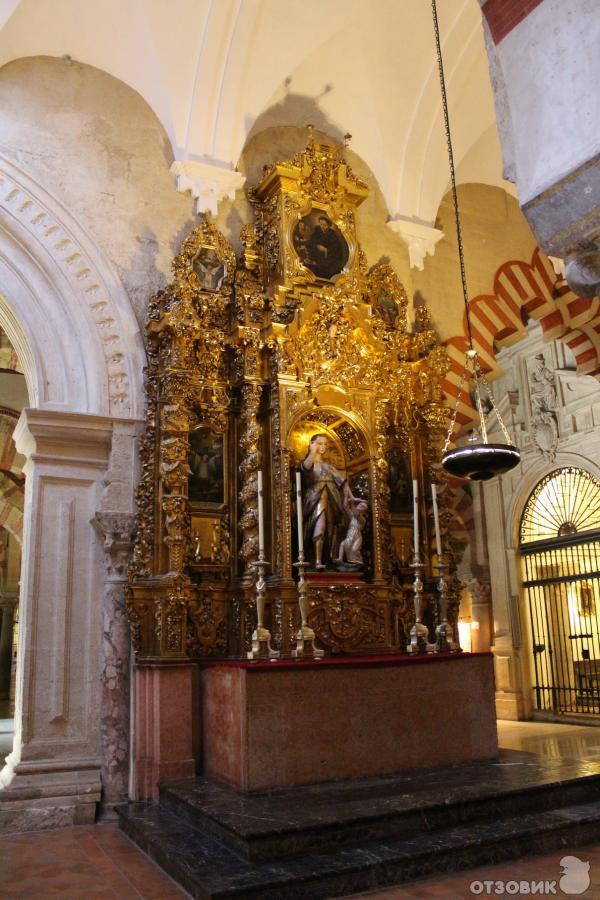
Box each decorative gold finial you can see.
[344,133,352,146]
[307,123,315,144]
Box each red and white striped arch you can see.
[442,248,600,437]
[440,248,600,544]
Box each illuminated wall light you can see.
[458,618,472,653]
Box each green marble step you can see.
[118,795,600,899]
[158,750,600,862]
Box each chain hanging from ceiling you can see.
[431,0,520,481]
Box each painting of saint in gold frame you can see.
[388,447,411,515]
[188,428,224,505]
[292,211,349,280]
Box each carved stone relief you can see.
[527,350,558,459]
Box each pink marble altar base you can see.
[133,661,197,800]
[200,652,498,791]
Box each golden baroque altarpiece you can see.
[127,134,460,660]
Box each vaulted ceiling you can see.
[0,0,513,225]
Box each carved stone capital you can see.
[171,160,246,216]
[565,239,600,299]
[522,155,600,298]
[468,576,492,608]
[387,218,444,270]
[92,513,136,580]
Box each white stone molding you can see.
[386,218,444,270]
[0,156,145,418]
[171,160,246,216]
[0,409,136,831]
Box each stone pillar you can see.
[482,476,529,720]
[92,513,135,813]
[0,410,124,831]
[469,577,493,655]
[468,482,493,654]
[479,0,600,297]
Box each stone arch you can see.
[442,248,600,435]
[0,156,144,824]
[0,155,146,418]
[441,248,600,584]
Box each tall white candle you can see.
[431,483,442,559]
[257,470,265,554]
[295,470,304,555]
[412,478,419,555]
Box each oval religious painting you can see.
[292,211,349,280]
[191,246,225,292]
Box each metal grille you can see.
[520,467,600,544]
[520,468,600,718]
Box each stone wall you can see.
[481,321,600,719]
[479,0,600,296]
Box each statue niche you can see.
[291,418,371,575]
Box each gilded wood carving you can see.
[128,132,458,659]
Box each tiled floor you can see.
[0,720,599,899]
[497,717,600,763]
[0,823,188,899]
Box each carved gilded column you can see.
[373,397,392,582]
[92,513,135,809]
[238,382,262,584]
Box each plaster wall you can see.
[482,0,599,205]
[413,183,538,341]
[480,0,600,297]
[0,56,196,329]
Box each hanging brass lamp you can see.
[431,0,520,482]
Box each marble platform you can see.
[199,652,497,791]
[118,750,600,899]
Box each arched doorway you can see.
[0,155,145,827]
[520,467,600,719]
[0,333,28,767]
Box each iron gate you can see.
[520,468,600,718]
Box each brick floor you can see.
[2,718,600,899]
[0,823,598,899]
[0,823,189,899]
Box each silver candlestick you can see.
[292,552,324,658]
[407,551,434,653]
[247,552,280,660]
[434,561,460,653]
